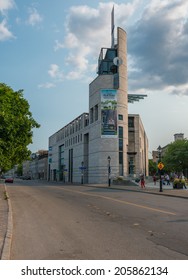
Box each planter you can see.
[173,183,184,189]
[113,179,138,186]
[113,180,124,185]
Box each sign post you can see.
[158,162,164,192]
[79,162,86,184]
[158,162,164,170]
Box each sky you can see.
[1,0,188,158]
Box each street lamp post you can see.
[107,156,111,187]
[157,145,163,192]
[81,161,84,184]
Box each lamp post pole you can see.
[107,156,111,187]
[81,161,84,184]
[157,145,163,192]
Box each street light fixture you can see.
[157,145,163,192]
[107,156,111,187]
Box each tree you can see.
[15,164,23,177]
[162,139,188,174]
[0,83,40,173]
[149,159,157,175]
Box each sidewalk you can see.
[109,180,188,199]
[0,179,188,259]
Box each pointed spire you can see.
[111,5,115,48]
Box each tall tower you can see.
[174,133,184,141]
[88,11,128,183]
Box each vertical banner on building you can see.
[101,89,117,138]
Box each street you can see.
[6,180,188,260]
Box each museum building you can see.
[48,16,148,184]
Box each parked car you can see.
[5,177,14,183]
[22,175,31,180]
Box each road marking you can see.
[52,186,176,216]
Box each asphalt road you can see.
[7,180,188,260]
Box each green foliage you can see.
[4,191,9,200]
[0,83,40,173]
[162,139,188,173]
[174,178,185,184]
[16,164,23,176]
[149,159,157,175]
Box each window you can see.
[95,104,98,121]
[119,152,123,164]
[119,139,123,151]
[119,126,123,138]
[118,114,123,121]
[85,116,89,127]
[128,117,134,128]
[78,119,81,130]
[59,144,65,166]
[90,107,93,123]
[119,126,123,176]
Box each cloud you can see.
[128,0,188,95]
[170,85,188,96]
[53,1,151,82]
[48,64,59,77]
[52,0,188,96]
[0,19,15,41]
[38,82,56,89]
[0,0,15,14]
[27,7,43,26]
[0,0,15,41]
[54,40,64,51]
[41,65,64,88]
[48,64,64,80]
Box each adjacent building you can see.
[152,133,185,163]
[22,150,48,180]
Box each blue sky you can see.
[1,0,188,157]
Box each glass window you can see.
[90,108,93,123]
[59,145,65,167]
[79,119,81,130]
[119,152,123,164]
[85,116,89,127]
[95,104,98,121]
[119,139,123,151]
[128,117,134,128]
[119,126,123,138]
[118,114,123,120]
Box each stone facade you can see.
[22,150,48,180]
[128,115,148,177]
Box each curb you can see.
[1,184,13,260]
[84,183,188,199]
[128,188,188,200]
